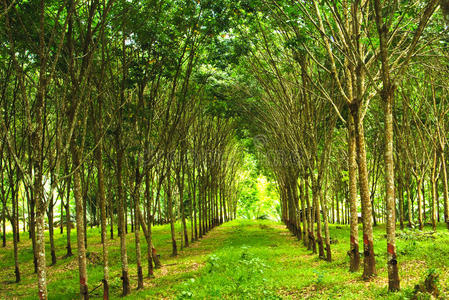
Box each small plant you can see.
[207,254,221,273]
[313,269,325,285]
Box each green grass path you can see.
[1,220,449,299]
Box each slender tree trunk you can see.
[351,105,376,279]
[198,178,203,239]
[431,151,438,230]
[9,181,20,282]
[65,174,73,257]
[441,152,449,229]
[30,191,38,273]
[2,202,5,247]
[144,171,154,277]
[60,187,64,234]
[109,193,114,240]
[193,177,198,241]
[12,211,20,282]
[23,197,26,234]
[299,179,308,247]
[348,115,360,272]
[417,178,424,230]
[437,176,440,222]
[116,127,130,296]
[178,161,189,247]
[407,180,413,228]
[36,208,47,300]
[399,180,404,230]
[167,167,177,256]
[71,144,89,299]
[313,184,324,258]
[33,75,48,298]
[305,176,315,252]
[95,101,109,299]
[133,173,144,290]
[422,181,426,222]
[125,200,128,235]
[319,190,331,262]
[47,197,56,266]
[81,164,88,248]
[192,180,198,241]
[336,189,340,224]
[383,88,400,291]
[152,176,162,269]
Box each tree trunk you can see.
[116,125,130,296]
[193,179,198,241]
[305,176,315,252]
[30,190,38,273]
[417,178,424,230]
[351,105,376,279]
[9,180,20,282]
[65,174,73,257]
[144,171,154,277]
[95,104,109,299]
[383,88,400,291]
[36,208,47,300]
[348,115,360,272]
[178,161,189,247]
[60,187,64,234]
[319,190,331,261]
[13,212,20,282]
[422,181,426,222]
[299,179,308,247]
[336,188,340,224]
[2,202,5,247]
[47,197,57,266]
[71,144,89,299]
[399,180,404,230]
[441,151,449,229]
[407,180,413,228]
[166,167,177,256]
[133,173,144,290]
[313,184,324,258]
[431,151,438,230]
[81,164,88,248]
[109,193,114,240]
[198,178,203,239]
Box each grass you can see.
[1,220,449,299]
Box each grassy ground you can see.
[1,220,449,299]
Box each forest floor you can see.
[1,220,449,299]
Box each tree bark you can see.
[348,115,360,272]
[166,166,178,256]
[144,171,155,277]
[312,184,324,258]
[115,124,130,296]
[305,176,315,252]
[383,89,400,291]
[441,151,449,229]
[95,101,109,299]
[374,0,400,289]
[431,150,438,230]
[406,180,413,228]
[65,174,73,257]
[133,170,144,290]
[299,179,308,247]
[71,144,89,299]
[417,178,424,230]
[319,189,331,262]
[351,105,376,279]
[47,196,57,266]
